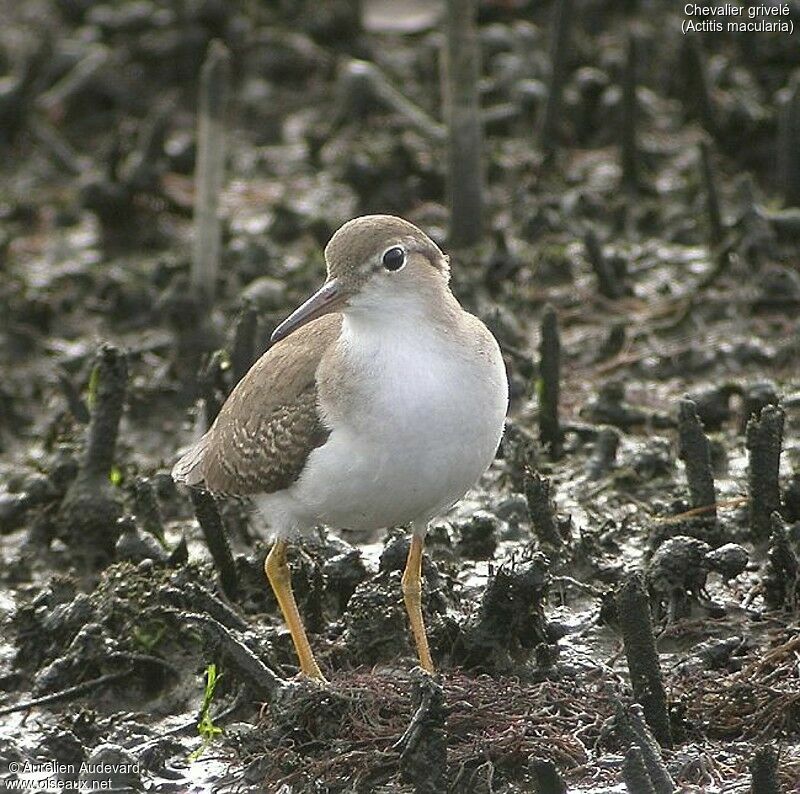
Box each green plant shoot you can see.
[189,663,223,761]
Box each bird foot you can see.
[293,670,329,686]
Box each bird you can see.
[172,215,508,680]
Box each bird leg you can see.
[265,539,325,681]
[401,533,435,673]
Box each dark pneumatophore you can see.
[615,573,672,747]
[190,489,239,601]
[749,745,781,794]
[677,397,716,517]
[58,345,129,562]
[539,0,575,156]
[746,404,784,541]
[443,0,484,248]
[538,305,561,458]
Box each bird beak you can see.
[270,278,348,344]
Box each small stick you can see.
[677,397,716,517]
[29,116,89,176]
[749,745,781,794]
[180,611,285,701]
[777,76,800,208]
[615,573,672,747]
[621,33,639,191]
[746,404,785,541]
[162,581,249,632]
[443,0,484,247]
[538,0,575,155]
[524,469,563,549]
[622,746,656,794]
[190,490,239,601]
[0,669,132,717]
[338,60,445,142]
[584,227,622,300]
[230,302,258,385]
[191,40,231,304]
[538,305,561,458]
[36,44,110,119]
[654,496,747,524]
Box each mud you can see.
[1,0,800,792]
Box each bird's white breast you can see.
[266,309,507,534]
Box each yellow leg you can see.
[401,534,435,673]
[265,540,326,681]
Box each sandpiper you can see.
[173,215,508,680]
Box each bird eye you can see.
[382,246,406,272]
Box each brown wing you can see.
[172,314,342,496]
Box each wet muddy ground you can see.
[1,1,799,792]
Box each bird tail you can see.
[171,434,209,486]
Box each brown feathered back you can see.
[172,313,342,495]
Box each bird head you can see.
[270,215,450,344]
